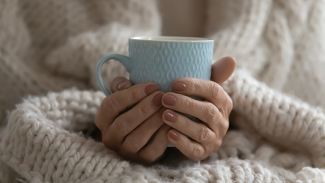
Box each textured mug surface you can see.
[96,36,214,95]
[128,37,214,92]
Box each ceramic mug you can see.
[96,36,214,96]
[95,36,214,147]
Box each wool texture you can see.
[1,72,325,183]
[1,0,325,182]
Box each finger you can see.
[139,124,171,164]
[109,91,164,150]
[122,107,166,153]
[94,82,159,132]
[211,56,236,84]
[162,93,228,133]
[167,129,208,161]
[110,76,133,93]
[162,109,216,145]
[171,78,233,117]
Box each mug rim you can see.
[130,36,213,42]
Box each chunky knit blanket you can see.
[1,0,325,182]
[2,71,325,182]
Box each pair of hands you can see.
[95,57,236,164]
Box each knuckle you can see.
[210,83,221,99]
[102,97,119,116]
[198,127,211,142]
[181,117,190,129]
[221,95,233,118]
[220,108,227,118]
[190,146,202,160]
[113,118,128,135]
[124,136,142,153]
[192,80,201,92]
[130,90,141,102]
[139,105,151,118]
[183,98,194,110]
[205,103,219,123]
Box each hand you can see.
[94,77,170,164]
[161,56,236,161]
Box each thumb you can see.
[211,56,236,84]
[110,76,133,93]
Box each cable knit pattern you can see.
[1,0,325,182]
[1,71,325,182]
[206,0,325,107]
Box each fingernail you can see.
[144,84,159,95]
[172,81,186,91]
[152,93,163,106]
[165,111,178,123]
[117,81,131,91]
[162,94,176,106]
[169,129,180,141]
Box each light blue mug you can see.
[96,36,214,96]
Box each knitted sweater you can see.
[1,0,325,182]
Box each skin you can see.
[94,56,236,164]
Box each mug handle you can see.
[96,54,132,96]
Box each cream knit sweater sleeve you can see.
[0,0,161,121]
[206,0,325,109]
